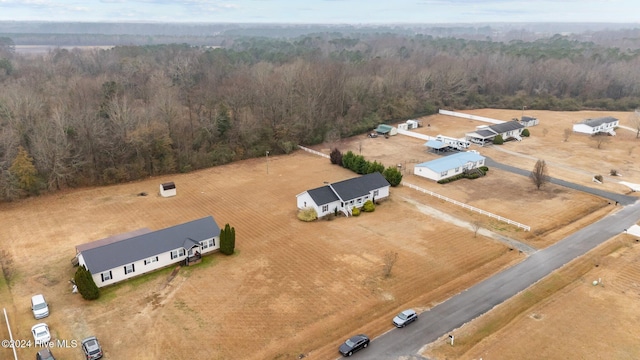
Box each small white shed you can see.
[160,182,177,197]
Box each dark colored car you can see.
[36,348,55,360]
[81,336,103,360]
[393,309,418,328]
[339,334,369,357]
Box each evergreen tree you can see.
[220,223,236,255]
[74,266,100,300]
[383,166,403,187]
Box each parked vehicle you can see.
[31,323,51,344]
[36,348,55,360]
[393,309,418,328]
[81,336,103,360]
[339,334,369,357]
[31,294,49,319]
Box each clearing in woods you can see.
[0,109,638,359]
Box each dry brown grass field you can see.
[0,109,639,360]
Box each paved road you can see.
[485,158,637,205]
[350,200,640,359]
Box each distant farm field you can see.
[0,109,638,359]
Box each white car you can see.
[31,294,49,319]
[31,323,51,345]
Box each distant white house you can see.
[76,216,220,287]
[572,117,619,136]
[296,172,390,217]
[414,151,486,182]
[465,120,525,146]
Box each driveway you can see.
[351,201,640,359]
[485,157,637,205]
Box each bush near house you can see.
[74,265,99,300]
[437,169,487,184]
[297,207,318,222]
[521,129,530,137]
[352,207,361,216]
[479,166,489,172]
[333,149,402,186]
[493,135,504,145]
[362,200,375,212]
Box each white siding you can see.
[414,166,443,181]
[81,235,220,288]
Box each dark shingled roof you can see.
[331,172,390,202]
[80,216,220,274]
[489,120,524,134]
[581,117,618,127]
[521,116,537,122]
[307,186,340,207]
[305,172,390,206]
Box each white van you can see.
[31,294,49,319]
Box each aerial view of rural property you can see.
[1,1,640,359]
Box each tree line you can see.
[0,33,639,201]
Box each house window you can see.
[124,264,135,275]
[201,239,214,249]
[373,190,379,197]
[455,167,460,172]
[144,256,159,265]
[322,204,329,212]
[440,170,448,176]
[101,271,112,282]
[171,249,186,259]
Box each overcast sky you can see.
[1,0,639,24]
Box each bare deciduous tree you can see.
[471,221,482,238]
[530,159,549,190]
[592,134,610,149]
[382,251,398,278]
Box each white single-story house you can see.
[414,151,486,182]
[296,172,391,217]
[465,120,525,145]
[160,182,176,197]
[76,216,220,287]
[573,117,619,136]
[519,116,539,127]
[375,124,398,136]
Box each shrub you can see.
[297,207,318,222]
[383,166,403,187]
[479,166,489,172]
[351,207,361,216]
[610,169,618,176]
[74,266,99,300]
[329,148,343,165]
[493,135,504,145]
[594,174,604,183]
[362,200,375,212]
[521,129,530,137]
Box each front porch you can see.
[184,252,202,266]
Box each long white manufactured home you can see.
[572,117,619,136]
[414,151,486,182]
[76,216,220,287]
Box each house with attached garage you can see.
[296,172,390,217]
[75,216,220,288]
[414,151,486,182]
[572,116,619,136]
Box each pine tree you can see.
[220,223,236,255]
